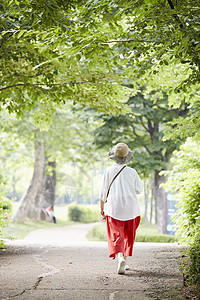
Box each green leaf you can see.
[17,30,27,39]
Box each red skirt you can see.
[106,215,140,259]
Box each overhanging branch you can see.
[0,80,91,92]
[0,83,25,91]
[101,39,162,44]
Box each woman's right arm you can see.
[99,169,108,216]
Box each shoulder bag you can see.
[105,165,126,203]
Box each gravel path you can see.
[0,223,185,300]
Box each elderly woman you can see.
[99,143,143,274]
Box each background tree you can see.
[94,88,188,232]
[0,104,103,221]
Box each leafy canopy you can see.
[94,87,187,177]
[0,0,129,119]
[1,0,199,138]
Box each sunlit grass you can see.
[3,204,75,240]
[3,203,177,243]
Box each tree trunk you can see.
[154,186,157,224]
[144,180,149,224]
[13,133,45,222]
[150,183,154,224]
[41,156,56,209]
[154,170,167,233]
[12,175,17,200]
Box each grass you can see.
[2,204,75,240]
[3,203,177,243]
[87,222,177,243]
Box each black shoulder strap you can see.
[106,165,126,199]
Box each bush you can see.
[135,234,177,243]
[161,138,200,294]
[0,185,12,249]
[161,139,200,244]
[68,205,99,223]
[189,235,200,295]
[87,223,107,241]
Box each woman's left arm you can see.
[134,170,143,194]
[100,200,105,217]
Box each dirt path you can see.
[0,224,185,300]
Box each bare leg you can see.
[117,253,126,274]
[124,256,129,270]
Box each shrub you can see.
[135,234,177,243]
[161,139,200,244]
[87,223,107,241]
[68,205,99,223]
[161,138,200,294]
[87,223,177,243]
[0,185,12,249]
[68,205,85,222]
[189,235,200,295]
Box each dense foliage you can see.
[189,235,200,294]
[71,0,200,140]
[162,138,200,293]
[162,139,200,243]
[0,184,12,248]
[68,205,99,223]
[94,88,187,177]
[1,1,199,134]
[0,0,128,120]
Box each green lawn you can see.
[3,204,75,240]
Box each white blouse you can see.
[99,163,143,221]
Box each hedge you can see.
[68,205,99,223]
[0,186,12,249]
[87,223,177,243]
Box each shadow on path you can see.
[0,223,185,300]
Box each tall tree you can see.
[94,88,188,232]
[13,131,45,221]
[0,104,102,221]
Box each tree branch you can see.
[131,124,139,137]
[144,145,152,155]
[0,37,3,48]
[0,83,25,91]
[0,81,91,92]
[167,0,175,9]
[167,0,184,28]
[157,1,166,8]
[139,116,150,133]
[148,120,154,141]
[131,124,152,154]
[101,39,162,44]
